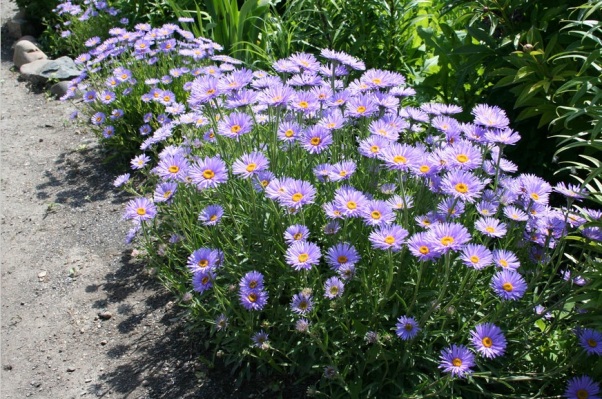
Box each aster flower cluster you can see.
[62,14,602,396]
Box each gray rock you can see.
[20,57,82,84]
[50,81,71,99]
[13,40,47,68]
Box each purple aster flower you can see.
[284,224,310,244]
[291,292,313,315]
[131,154,151,170]
[437,197,466,220]
[314,163,334,182]
[333,186,368,218]
[484,127,521,145]
[492,249,520,270]
[198,205,224,226]
[239,271,265,291]
[346,93,377,118]
[472,104,509,129]
[564,375,600,399]
[110,108,124,120]
[361,200,396,227]
[154,154,189,182]
[470,323,507,358]
[388,195,414,211]
[252,330,269,349]
[395,316,421,340]
[289,90,320,113]
[320,49,365,70]
[358,135,392,159]
[326,243,360,270]
[252,170,275,192]
[295,318,310,333]
[217,112,254,139]
[337,264,356,280]
[113,173,130,187]
[192,270,215,294]
[518,174,552,205]
[554,182,587,200]
[285,241,321,271]
[215,314,228,331]
[318,108,346,130]
[475,217,507,238]
[324,220,341,235]
[189,156,228,190]
[300,126,332,154]
[378,142,420,171]
[91,112,106,125]
[438,344,475,378]
[407,232,441,261]
[99,90,116,104]
[460,244,493,270]
[368,119,400,141]
[443,140,483,170]
[425,222,471,253]
[124,198,157,222]
[578,328,602,356]
[232,151,269,178]
[441,170,488,203]
[277,120,302,142]
[239,288,269,311]
[187,248,222,272]
[279,179,317,210]
[491,270,527,301]
[258,83,295,107]
[188,75,219,106]
[534,305,553,320]
[329,160,356,182]
[153,182,177,203]
[324,276,344,299]
[369,224,409,252]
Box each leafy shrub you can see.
[81,40,601,396]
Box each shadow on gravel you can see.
[36,145,127,208]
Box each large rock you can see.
[20,57,81,84]
[13,40,47,68]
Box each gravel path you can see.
[0,1,233,398]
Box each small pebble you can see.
[100,340,107,346]
[67,366,76,372]
[98,311,112,320]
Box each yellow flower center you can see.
[292,193,303,202]
[440,236,454,246]
[327,123,336,129]
[198,259,208,267]
[587,339,597,348]
[247,293,257,302]
[370,145,380,153]
[371,211,381,220]
[310,137,321,146]
[530,193,540,201]
[293,233,303,240]
[393,155,407,164]
[482,337,493,348]
[246,163,257,172]
[470,255,480,264]
[500,259,508,268]
[249,281,257,289]
[163,96,171,102]
[136,208,146,216]
[452,358,462,367]
[486,226,495,233]
[372,78,382,85]
[404,323,413,331]
[203,169,215,179]
[419,165,430,173]
[419,246,429,254]
[206,89,215,95]
[577,389,589,399]
[346,201,357,210]
[284,129,294,137]
[260,180,269,187]
[329,286,339,295]
[502,282,514,292]
[456,154,468,163]
[298,253,309,263]
[356,106,366,114]
[298,101,309,109]
[384,236,395,245]
[337,255,348,264]
[339,171,347,177]
[168,165,179,174]
[210,215,218,221]
[163,191,172,198]
[201,276,210,284]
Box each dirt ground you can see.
[0,1,238,398]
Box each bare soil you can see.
[0,2,237,398]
